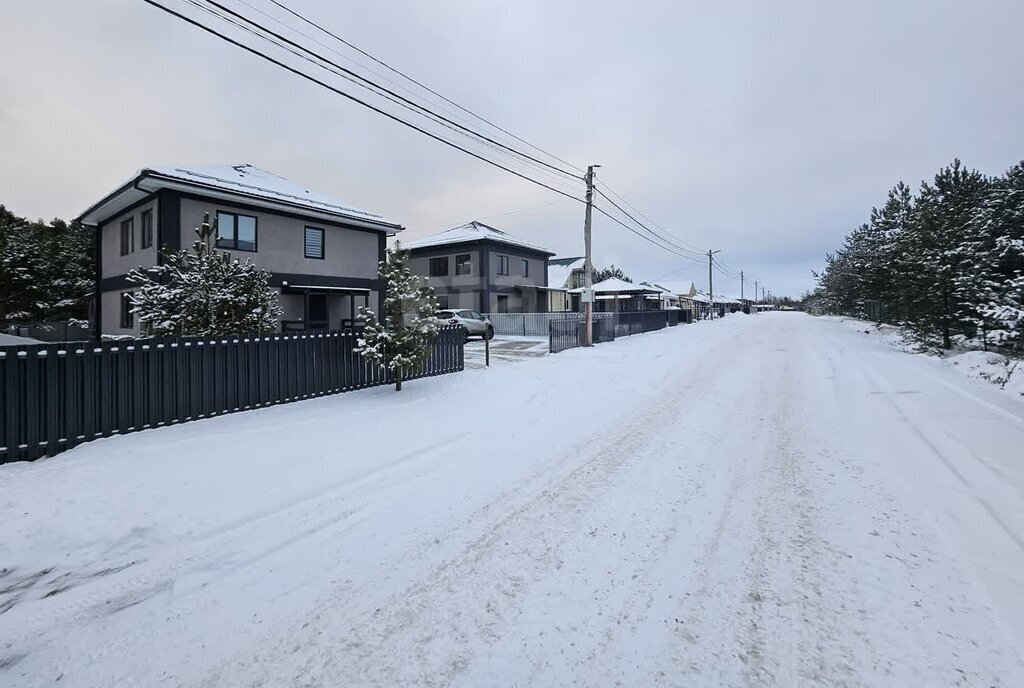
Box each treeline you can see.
[0,205,94,328]
[813,159,1024,352]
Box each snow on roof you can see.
[656,280,697,296]
[146,164,388,224]
[570,277,660,294]
[548,256,585,289]
[685,292,741,304]
[401,221,554,254]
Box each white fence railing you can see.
[482,312,614,337]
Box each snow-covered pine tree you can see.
[127,213,282,336]
[0,206,94,328]
[974,162,1024,352]
[905,160,989,348]
[355,246,439,391]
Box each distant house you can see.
[78,164,402,336]
[639,282,681,311]
[546,256,586,311]
[403,221,555,313]
[569,278,662,312]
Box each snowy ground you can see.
[827,316,1024,398]
[2,313,1024,687]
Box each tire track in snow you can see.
[0,434,470,668]
[195,332,758,688]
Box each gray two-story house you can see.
[403,221,555,313]
[77,164,402,336]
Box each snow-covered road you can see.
[2,313,1023,687]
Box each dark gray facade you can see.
[407,240,553,313]
[81,169,396,336]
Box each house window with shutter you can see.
[304,226,325,259]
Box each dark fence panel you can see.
[549,319,582,353]
[593,317,616,344]
[0,326,464,464]
[613,311,669,337]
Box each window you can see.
[120,291,134,329]
[521,259,529,278]
[216,211,257,251]
[304,226,325,259]
[496,295,509,313]
[436,295,449,309]
[429,257,449,277]
[140,210,153,249]
[497,255,509,276]
[120,218,134,256]
[455,254,472,276]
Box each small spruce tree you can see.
[356,246,439,391]
[127,213,282,336]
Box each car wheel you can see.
[459,326,469,342]
[484,325,494,340]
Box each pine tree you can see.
[592,265,632,283]
[974,163,1024,351]
[127,213,282,336]
[355,246,439,391]
[0,206,94,328]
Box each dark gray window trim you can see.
[521,258,529,278]
[455,253,472,276]
[304,225,325,260]
[216,210,259,252]
[140,209,154,249]
[429,256,449,277]
[497,254,510,276]
[120,218,134,256]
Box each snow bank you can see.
[823,316,1024,399]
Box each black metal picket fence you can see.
[613,311,670,337]
[549,320,584,353]
[0,326,464,464]
[549,311,680,354]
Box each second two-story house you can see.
[403,221,555,313]
[77,164,403,336]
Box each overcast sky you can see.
[3,0,1023,297]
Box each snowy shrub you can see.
[355,246,439,391]
[127,214,282,336]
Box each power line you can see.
[593,188,705,260]
[264,0,585,176]
[140,0,586,204]
[596,181,707,255]
[591,203,705,260]
[408,198,572,234]
[192,0,581,184]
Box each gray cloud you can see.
[2,0,1022,297]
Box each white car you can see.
[437,309,494,340]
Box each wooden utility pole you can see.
[707,249,720,320]
[740,270,744,302]
[754,280,759,313]
[583,164,598,346]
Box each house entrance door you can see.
[307,293,329,329]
